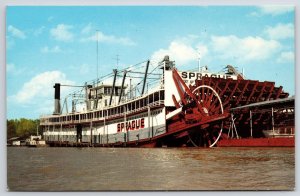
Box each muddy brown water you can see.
[7,147,295,191]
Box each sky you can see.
[6,6,295,119]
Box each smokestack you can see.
[53,83,61,115]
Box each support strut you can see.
[118,70,127,104]
[109,69,118,106]
[141,60,150,95]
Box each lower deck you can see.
[42,107,166,145]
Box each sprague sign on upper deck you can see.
[180,71,237,85]
[164,70,237,107]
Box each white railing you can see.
[40,99,165,126]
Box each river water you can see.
[7,147,294,191]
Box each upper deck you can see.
[40,88,164,126]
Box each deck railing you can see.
[40,100,164,126]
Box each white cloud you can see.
[34,26,45,36]
[264,23,294,40]
[211,35,281,62]
[81,23,93,34]
[6,63,24,75]
[276,51,294,63]
[50,24,74,42]
[14,71,74,104]
[248,11,260,17]
[80,31,136,46]
[196,44,208,59]
[151,40,208,66]
[7,25,26,39]
[41,45,62,53]
[259,6,294,16]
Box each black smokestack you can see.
[54,83,60,99]
[53,83,61,115]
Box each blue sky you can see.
[6,6,295,119]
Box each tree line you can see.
[7,118,40,140]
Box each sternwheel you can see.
[188,85,224,147]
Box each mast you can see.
[95,30,99,109]
[96,30,99,82]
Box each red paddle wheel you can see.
[164,68,289,147]
[165,69,229,147]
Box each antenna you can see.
[113,54,120,68]
[96,30,99,84]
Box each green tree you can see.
[7,118,40,139]
[16,118,36,137]
[7,120,17,140]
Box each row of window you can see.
[45,91,164,123]
[44,108,164,128]
[103,87,122,96]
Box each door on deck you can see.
[76,124,82,143]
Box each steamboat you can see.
[40,56,294,147]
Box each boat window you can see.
[149,94,153,103]
[104,87,111,95]
[140,99,143,108]
[128,103,131,111]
